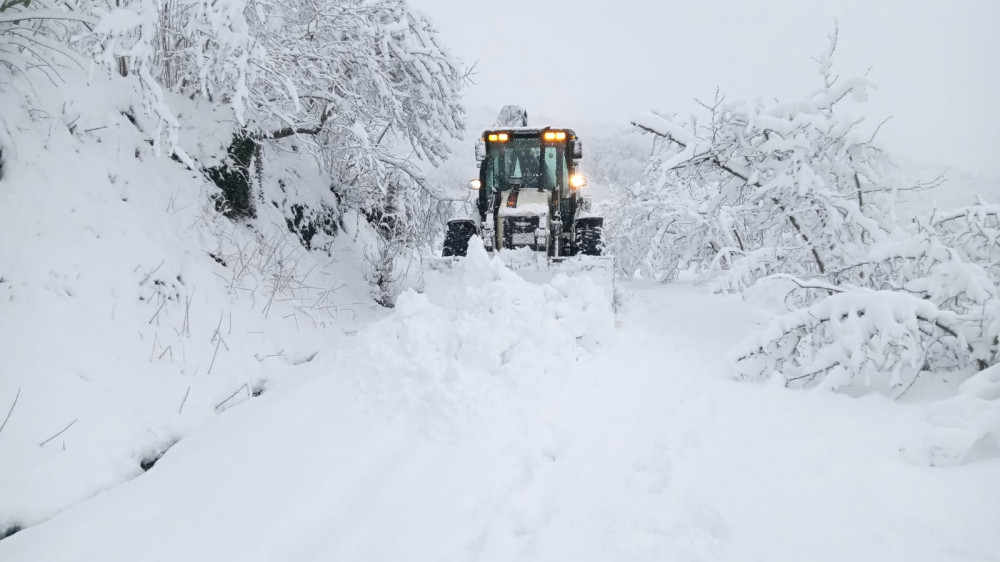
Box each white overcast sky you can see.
[410,0,1000,177]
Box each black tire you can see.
[442,220,477,257]
[574,217,603,256]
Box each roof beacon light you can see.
[543,131,556,141]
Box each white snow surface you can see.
[3,65,999,562]
[2,254,997,560]
[0,68,375,534]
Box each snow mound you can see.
[337,236,616,435]
[915,364,1000,466]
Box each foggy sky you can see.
[410,0,1000,178]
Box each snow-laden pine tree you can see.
[613,29,999,394]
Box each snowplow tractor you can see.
[443,111,605,260]
[434,107,614,296]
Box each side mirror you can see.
[468,179,481,190]
[571,139,583,159]
[475,140,486,161]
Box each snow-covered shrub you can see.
[733,285,976,395]
[927,203,1000,283]
[1,0,99,81]
[734,230,1000,390]
[614,28,1000,393]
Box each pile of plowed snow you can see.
[337,237,616,435]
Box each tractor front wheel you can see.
[574,217,603,256]
[442,220,477,257]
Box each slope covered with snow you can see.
[0,69,375,534]
[1,245,996,561]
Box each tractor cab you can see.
[442,107,602,259]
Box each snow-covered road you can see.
[1,251,997,562]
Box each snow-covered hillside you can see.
[0,68,379,535]
[3,6,998,558]
[2,245,997,561]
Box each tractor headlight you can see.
[569,174,588,190]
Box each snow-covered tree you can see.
[614,29,999,393]
[620,33,901,285]
[2,0,466,302]
[171,0,466,288]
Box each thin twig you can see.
[148,299,166,325]
[140,259,165,285]
[0,387,20,434]
[207,337,222,374]
[178,386,191,415]
[215,383,249,410]
[39,419,77,447]
[183,293,192,336]
[211,310,224,343]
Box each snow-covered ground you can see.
[1,244,996,561]
[0,69,378,536]
[3,52,998,561]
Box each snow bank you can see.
[915,364,1000,466]
[0,68,368,533]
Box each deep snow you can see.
[0,68,378,533]
[1,249,997,562]
[2,56,998,562]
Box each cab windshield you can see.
[482,137,567,192]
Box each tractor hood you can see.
[498,189,550,217]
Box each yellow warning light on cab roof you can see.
[487,133,509,142]
[543,131,567,141]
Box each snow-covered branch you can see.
[733,288,973,395]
